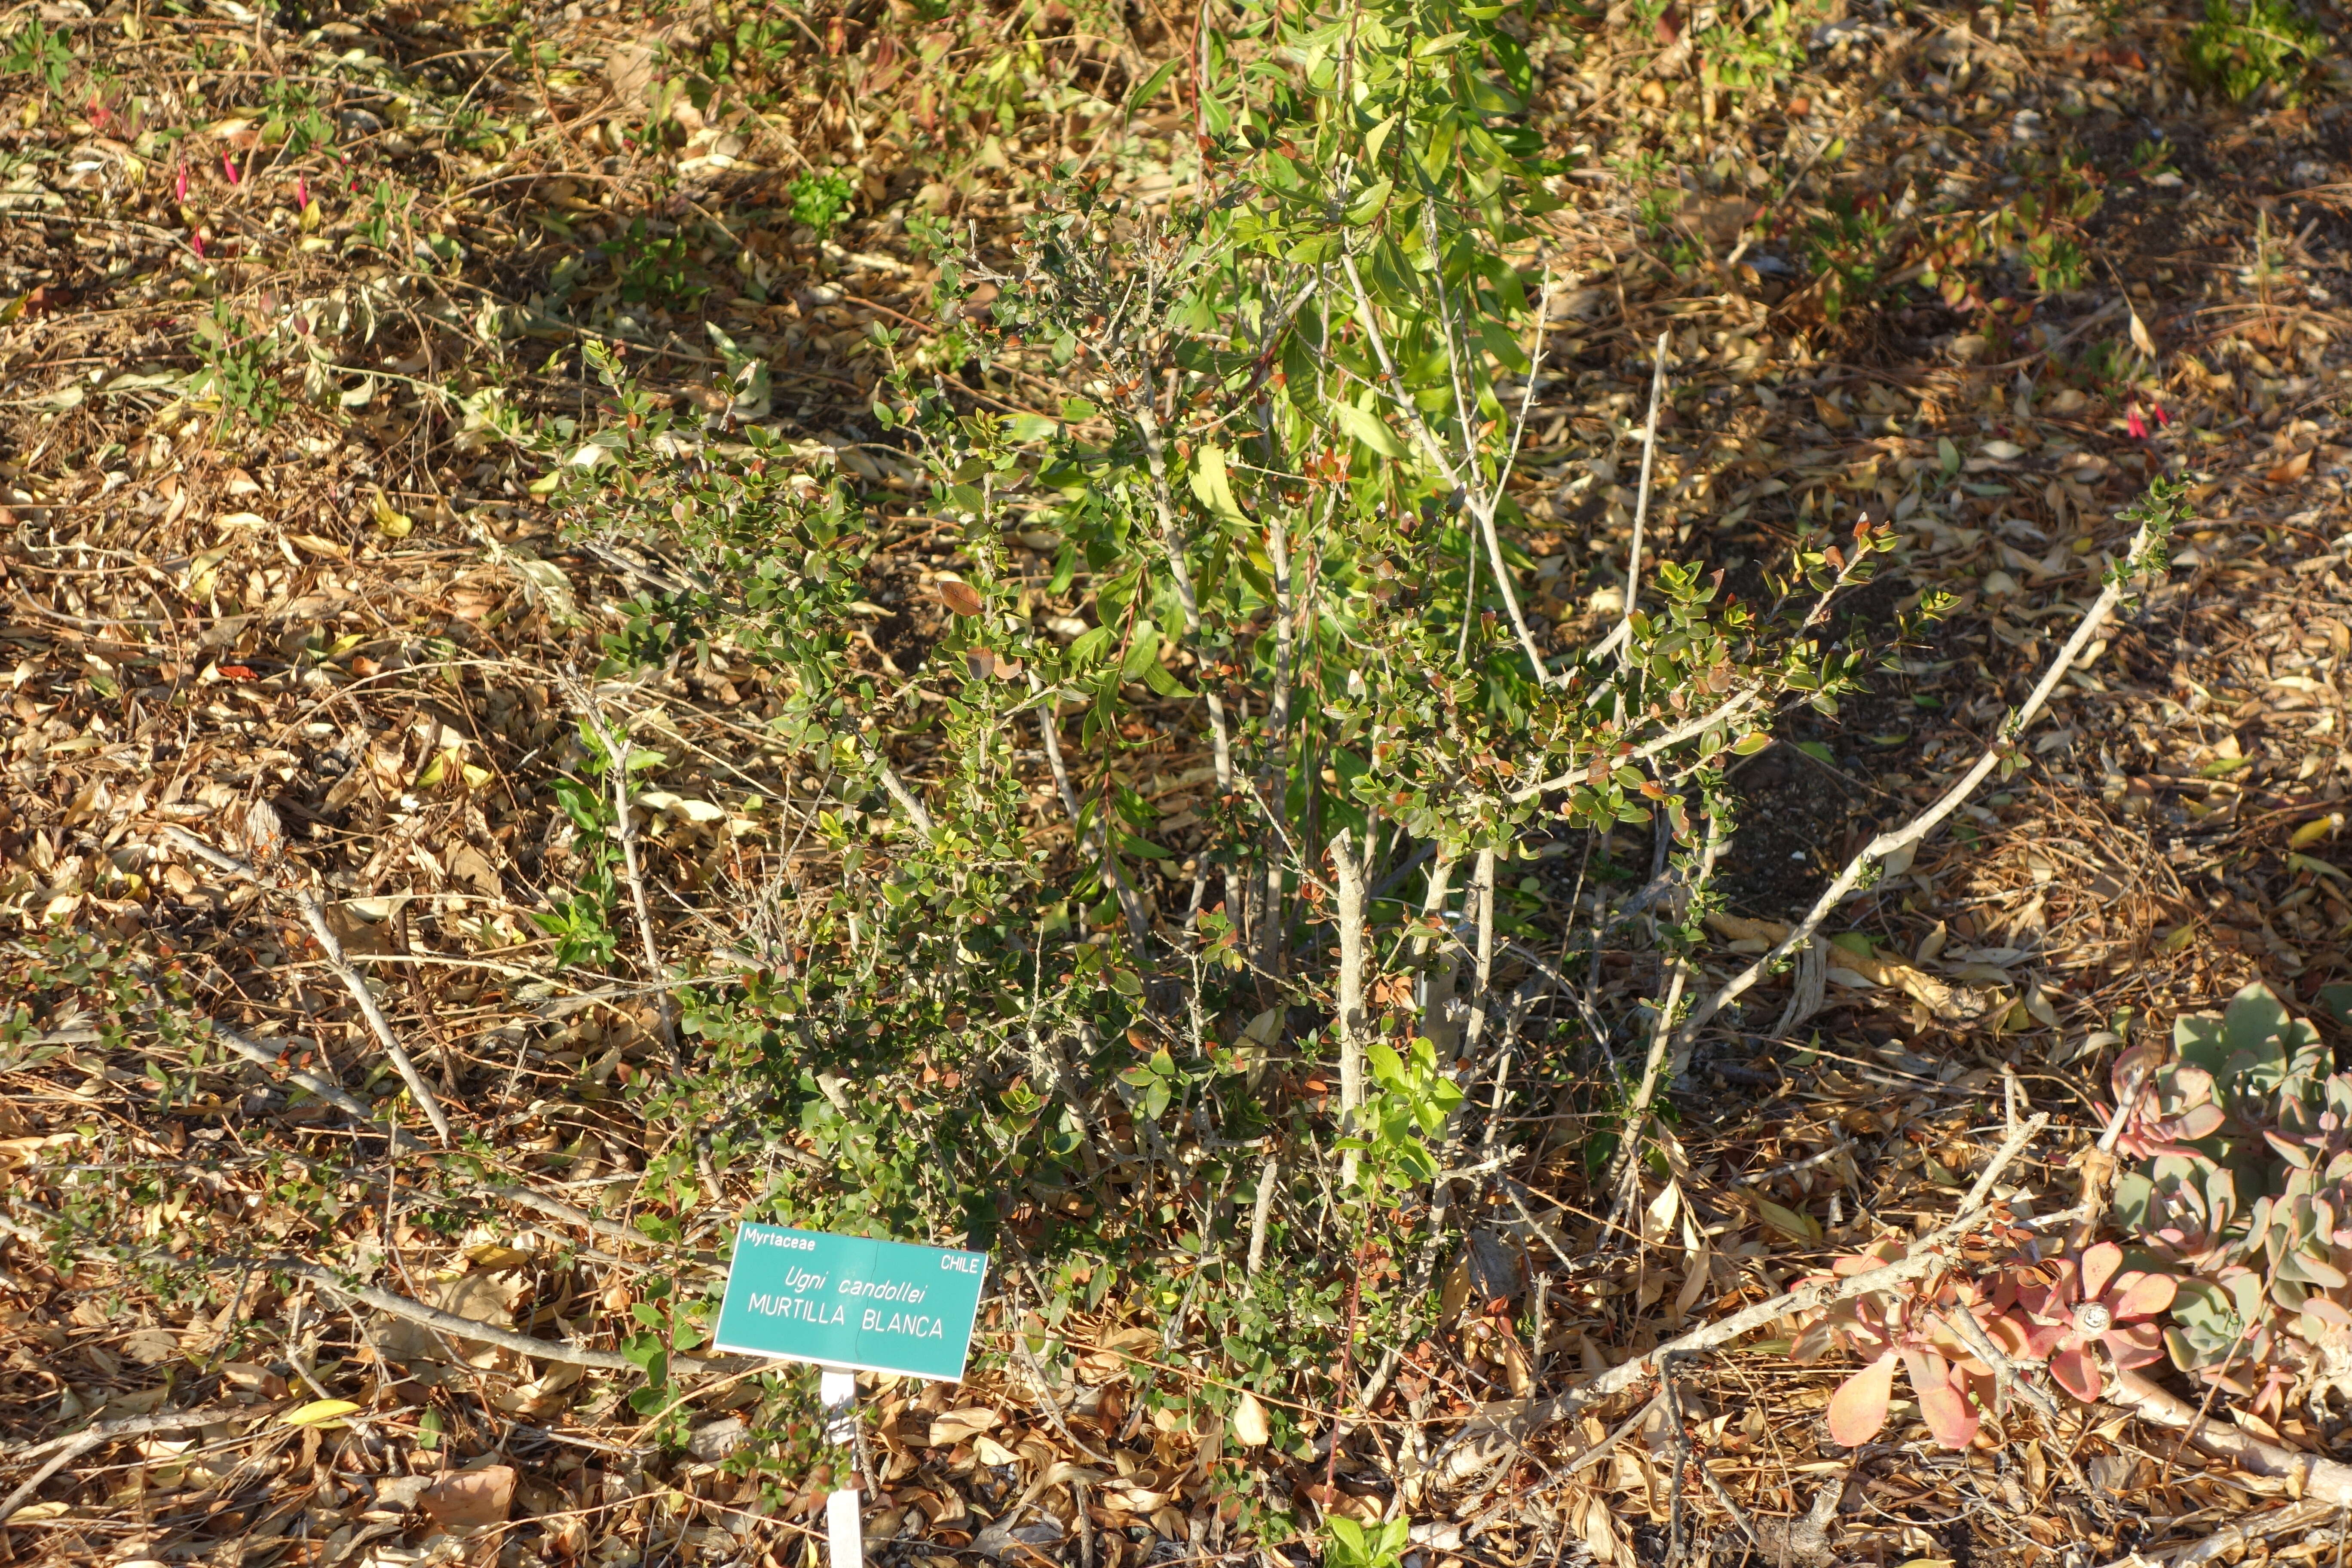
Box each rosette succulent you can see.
[1793,1240,2032,1450]
[2109,984,2352,1418]
[2015,1242,2176,1402]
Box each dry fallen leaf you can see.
[2268,449,2313,485]
[1231,1390,1269,1447]
[938,579,984,616]
[420,1464,516,1531]
[928,1407,999,1445]
[280,1398,362,1429]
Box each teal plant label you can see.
[711,1224,989,1381]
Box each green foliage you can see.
[352,178,412,254]
[1703,0,1808,101]
[187,301,288,429]
[609,217,708,307]
[1324,1515,1412,1568]
[788,169,855,240]
[699,6,799,97]
[258,80,337,157]
[1804,195,1899,321]
[2188,0,2325,104]
[528,752,627,968]
[0,19,74,93]
[546,0,1900,1453]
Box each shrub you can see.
[544,0,1904,1464]
[2187,0,2326,105]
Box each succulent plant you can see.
[2114,1154,2246,1273]
[2014,1242,2176,1402]
[1793,1240,2027,1450]
[2109,983,2352,1420]
[1791,983,2352,1437]
[2171,980,2328,1136]
[2107,1044,2223,1161]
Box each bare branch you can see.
[1673,526,2166,1053]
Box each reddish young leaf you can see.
[1825,1352,1896,1447]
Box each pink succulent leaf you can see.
[1983,1311,2038,1360]
[1826,1353,1898,1447]
[2050,1343,2103,1403]
[2112,1272,2177,1320]
[1902,1348,1981,1450]
[2176,1103,2226,1140]
[2104,1322,2168,1369]
[2126,406,2148,439]
[2079,1243,2124,1303]
[2304,1297,2352,1328]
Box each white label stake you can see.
[821,1368,862,1568]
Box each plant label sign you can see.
[711,1224,989,1382]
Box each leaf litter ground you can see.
[5,1,2352,1567]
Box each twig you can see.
[2092,1500,2343,1568]
[269,1258,652,1373]
[1029,674,1152,945]
[1337,250,1552,686]
[291,896,456,1145]
[161,824,452,1145]
[859,738,937,837]
[210,1023,426,1149]
[570,689,679,1059]
[1671,523,2167,1055]
[1008,1268,1115,1466]
[1589,330,1672,666]
[1732,1137,1850,1186]
[0,1406,260,1526]
[1331,826,1373,1188]
[1601,955,1689,1223]
[1437,1113,2048,1469]
[1245,1152,1279,1278]
[2108,1367,2352,1507]
[1,1403,254,1469]
[1939,1304,2066,1430]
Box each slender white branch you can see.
[571,691,678,1059]
[1590,331,1672,666]
[1338,250,1553,686]
[1332,826,1373,1188]
[1439,1113,2047,1456]
[161,824,453,1145]
[1672,524,2166,1053]
[1029,674,1152,946]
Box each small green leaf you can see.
[1334,396,1407,457]
[1125,57,1184,115]
[1755,1198,1822,1243]
[1142,659,1197,699]
[1188,444,1250,522]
